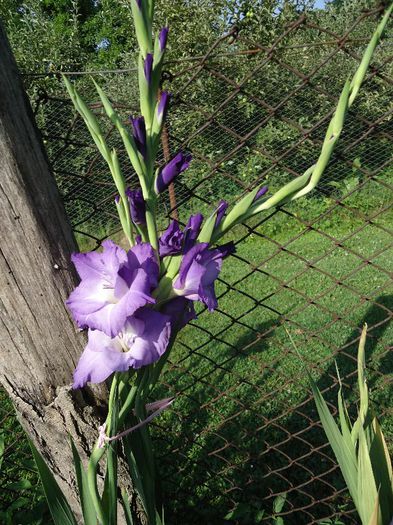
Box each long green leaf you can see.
[70,438,97,525]
[368,496,380,525]
[102,442,118,525]
[121,487,134,525]
[29,440,78,525]
[369,418,393,524]
[358,325,369,421]
[358,424,379,525]
[288,329,359,509]
[336,363,353,453]
[309,375,359,509]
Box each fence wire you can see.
[1,5,393,524]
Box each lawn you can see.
[151,175,393,523]
[1,174,392,524]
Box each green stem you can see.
[145,197,159,252]
[86,373,123,524]
[118,383,139,426]
[87,446,106,524]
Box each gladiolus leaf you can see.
[70,438,97,525]
[358,424,379,525]
[29,440,78,525]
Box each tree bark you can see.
[0,21,120,520]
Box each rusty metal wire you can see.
[1,5,392,524]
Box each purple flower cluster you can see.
[67,225,233,388]
[67,241,169,387]
[67,100,237,389]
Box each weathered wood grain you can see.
[0,21,119,520]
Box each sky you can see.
[314,0,327,8]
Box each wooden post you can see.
[0,21,111,517]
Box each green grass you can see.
[151,177,393,524]
[1,174,392,524]
[0,391,52,524]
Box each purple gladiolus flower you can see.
[157,91,170,122]
[159,220,184,257]
[66,241,158,337]
[126,188,146,225]
[254,185,268,201]
[174,242,235,311]
[73,308,171,388]
[215,200,228,227]
[159,27,169,52]
[144,53,153,85]
[183,213,203,252]
[161,297,196,331]
[135,0,142,8]
[155,152,191,194]
[130,116,147,159]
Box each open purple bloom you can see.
[155,152,191,194]
[159,27,169,52]
[130,116,147,159]
[126,188,146,225]
[73,308,171,388]
[254,185,268,201]
[161,297,196,331]
[215,200,228,227]
[173,242,235,311]
[144,53,153,85]
[125,242,159,289]
[183,213,203,252]
[159,220,184,257]
[66,241,158,337]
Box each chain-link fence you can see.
[2,5,393,524]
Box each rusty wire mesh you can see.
[1,4,393,524]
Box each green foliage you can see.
[0,391,52,524]
[299,325,393,524]
[70,439,97,525]
[29,441,78,525]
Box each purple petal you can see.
[126,188,146,225]
[71,240,126,282]
[159,220,184,257]
[66,240,157,337]
[67,270,154,337]
[73,309,171,388]
[174,242,234,311]
[155,152,192,194]
[73,330,129,388]
[144,53,153,85]
[216,241,235,259]
[126,243,159,289]
[132,309,171,365]
[157,91,170,121]
[215,200,228,228]
[175,243,206,287]
[159,27,169,52]
[183,213,203,252]
[130,117,147,159]
[254,185,268,201]
[161,297,196,330]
